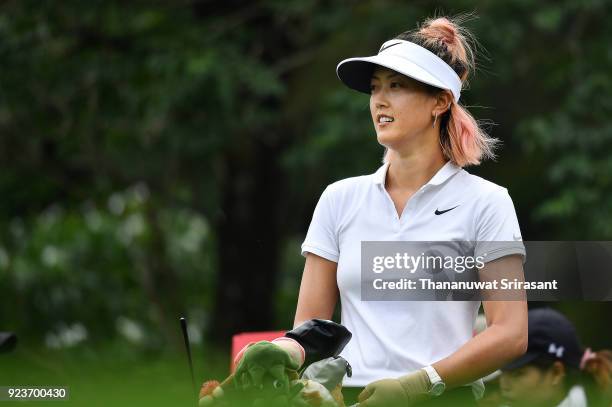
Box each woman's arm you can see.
[433,254,528,388]
[355,257,528,407]
[293,253,339,329]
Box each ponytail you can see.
[581,348,612,400]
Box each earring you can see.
[432,113,438,128]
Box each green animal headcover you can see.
[233,341,302,405]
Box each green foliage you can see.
[0,183,215,347]
[513,2,612,238]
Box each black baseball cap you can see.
[503,308,583,371]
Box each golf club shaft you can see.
[180,317,197,398]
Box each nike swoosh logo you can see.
[378,42,402,53]
[435,205,459,215]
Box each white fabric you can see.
[337,39,463,102]
[300,161,525,394]
[557,385,588,407]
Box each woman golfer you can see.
[294,15,528,407]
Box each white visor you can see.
[336,39,462,103]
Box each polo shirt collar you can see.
[372,160,461,187]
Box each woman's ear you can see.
[549,361,566,386]
[433,90,453,116]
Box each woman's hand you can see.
[357,370,430,407]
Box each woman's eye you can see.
[390,82,400,88]
[370,84,376,91]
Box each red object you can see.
[231,331,286,372]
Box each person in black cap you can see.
[499,307,612,407]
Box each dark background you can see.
[0,1,610,404]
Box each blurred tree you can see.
[511,2,612,239]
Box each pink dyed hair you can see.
[386,13,497,167]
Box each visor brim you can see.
[336,54,450,96]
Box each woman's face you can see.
[499,365,561,406]
[369,66,437,150]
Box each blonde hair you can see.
[385,13,497,167]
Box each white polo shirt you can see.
[300,161,525,392]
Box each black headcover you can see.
[285,319,352,367]
[0,332,17,353]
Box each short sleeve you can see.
[301,186,339,263]
[474,188,526,263]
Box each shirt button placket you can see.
[402,188,425,229]
[402,201,413,228]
